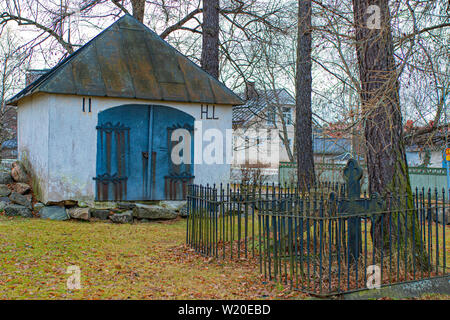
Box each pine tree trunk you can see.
[295,0,315,190]
[201,0,220,79]
[352,0,428,269]
[131,0,145,22]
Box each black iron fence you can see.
[186,181,345,260]
[186,162,449,296]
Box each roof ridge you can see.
[7,14,243,106]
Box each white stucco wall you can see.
[17,93,50,201]
[17,93,233,203]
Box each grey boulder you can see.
[0,184,11,197]
[90,209,111,220]
[46,200,77,207]
[13,182,31,195]
[179,206,188,217]
[9,192,32,209]
[68,207,90,220]
[160,201,187,212]
[117,202,136,210]
[133,204,177,220]
[33,202,45,212]
[0,201,8,211]
[39,206,69,221]
[4,204,33,218]
[436,210,450,225]
[11,161,28,183]
[0,172,13,184]
[0,197,11,203]
[109,211,133,223]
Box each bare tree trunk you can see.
[352,0,428,269]
[201,0,220,79]
[295,0,315,190]
[131,0,145,22]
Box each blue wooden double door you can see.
[95,105,194,201]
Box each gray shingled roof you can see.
[7,14,244,106]
[232,88,295,125]
[313,137,352,155]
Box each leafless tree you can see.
[1,0,448,179]
[0,26,30,159]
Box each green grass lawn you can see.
[0,216,306,300]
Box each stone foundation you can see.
[0,161,187,223]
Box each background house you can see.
[312,133,353,164]
[231,87,360,182]
[0,69,49,160]
[7,15,243,203]
[232,84,296,166]
[403,121,448,168]
[0,138,17,158]
[405,145,444,168]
